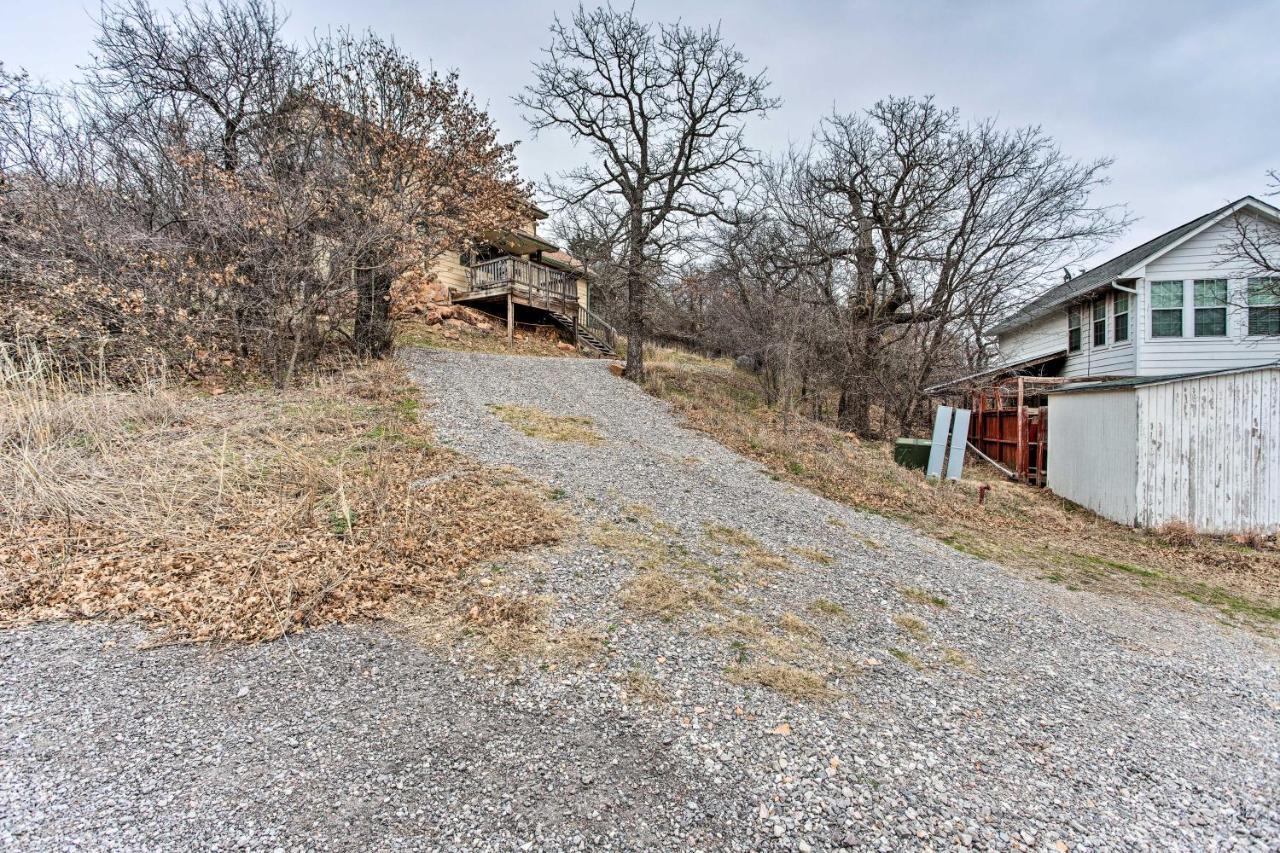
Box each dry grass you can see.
[779,611,822,639]
[702,522,760,549]
[0,350,565,645]
[620,668,669,703]
[893,614,931,642]
[643,355,1280,634]
[726,662,840,702]
[809,597,848,618]
[488,404,603,445]
[888,647,926,670]
[790,546,835,565]
[620,569,717,620]
[942,647,977,672]
[901,587,949,609]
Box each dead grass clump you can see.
[643,359,1280,634]
[791,547,835,565]
[0,357,566,645]
[702,523,760,550]
[893,614,931,642]
[550,626,608,660]
[809,598,848,618]
[621,569,715,620]
[727,662,839,702]
[942,647,976,672]
[779,611,822,639]
[1158,520,1198,547]
[620,668,669,703]
[888,647,926,671]
[901,587,949,609]
[488,404,603,445]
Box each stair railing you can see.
[576,305,618,353]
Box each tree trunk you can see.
[353,252,393,357]
[836,321,877,437]
[622,229,646,382]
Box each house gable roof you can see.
[989,195,1280,336]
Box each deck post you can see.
[506,293,514,348]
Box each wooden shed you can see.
[1046,362,1280,534]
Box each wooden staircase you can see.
[549,308,618,358]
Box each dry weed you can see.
[901,587,949,609]
[894,614,931,642]
[727,662,839,702]
[790,547,835,565]
[702,523,760,549]
[488,404,603,445]
[621,569,716,620]
[779,611,821,639]
[809,598,848,618]
[0,356,566,644]
[620,668,669,703]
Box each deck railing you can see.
[468,256,579,309]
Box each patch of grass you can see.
[901,586,949,609]
[620,569,717,621]
[942,647,976,672]
[790,547,835,565]
[620,668,669,703]
[0,357,566,645]
[888,647,925,670]
[808,598,848,618]
[726,662,839,702]
[778,611,821,638]
[893,614,930,643]
[488,404,603,445]
[702,522,760,550]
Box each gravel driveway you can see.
[3,349,1278,852]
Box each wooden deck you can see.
[452,255,618,357]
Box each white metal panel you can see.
[1047,390,1139,524]
[1135,367,1280,533]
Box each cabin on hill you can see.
[428,203,617,357]
[937,196,1280,534]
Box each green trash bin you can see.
[893,438,932,471]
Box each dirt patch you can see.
[0,357,566,645]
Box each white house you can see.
[988,196,1280,534]
[990,195,1280,380]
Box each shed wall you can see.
[1046,390,1139,524]
[1135,368,1280,533]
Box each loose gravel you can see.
[3,349,1278,852]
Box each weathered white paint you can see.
[1047,365,1280,534]
[1046,389,1138,524]
[1135,367,1280,533]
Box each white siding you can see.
[1046,389,1139,524]
[1062,289,1137,378]
[1137,214,1280,375]
[996,313,1066,365]
[1135,368,1280,534]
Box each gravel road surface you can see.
[2,349,1277,852]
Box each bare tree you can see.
[519,4,777,380]
[1230,170,1280,280]
[791,97,1126,435]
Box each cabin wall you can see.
[1137,213,1280,375]
[1046,390,1139,524]
[1135,368,1280,534]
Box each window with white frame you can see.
[1248,277,1280,336]
[1193,279,1228,336]
[1150,281,1184,337]
[1067,305,1082,351]
[1092,298,1107,346]
[1113,291,1130,342]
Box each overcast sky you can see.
[4,0,1278,255]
